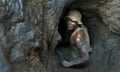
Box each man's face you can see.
[66,20,77,31]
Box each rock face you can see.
[99,0,120,35]
[0,0,120,72]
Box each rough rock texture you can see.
[99,0,120,35]
[0,0,120,72]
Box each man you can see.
[56,10,92,67]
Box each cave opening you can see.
[55,4,95,67]
[57,8,94,47]
[57,5,106,48]
[55,0,110,68]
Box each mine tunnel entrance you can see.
[56,3,108,67]
[57,8,94,46]
[56,7,93,67]
[57,7,105,48]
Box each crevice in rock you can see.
[58,7,101,48]
[56,1,109,69]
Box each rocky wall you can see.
[0,0,120,72]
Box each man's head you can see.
[65,10,83,31]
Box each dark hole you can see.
[58,8,93,46]
[56,7,93,68]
